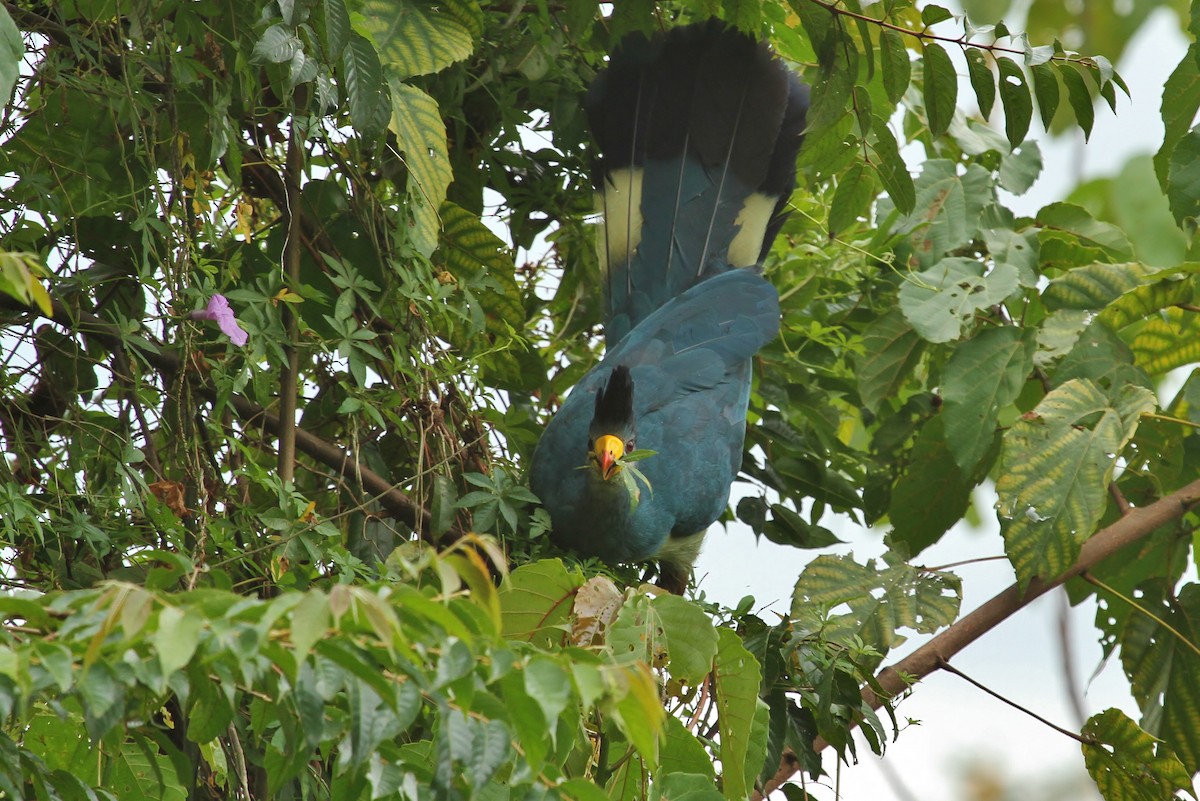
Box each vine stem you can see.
[753,476,1200,799]
[278,115,305,484]
[803,0,1088,64]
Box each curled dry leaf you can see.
[570,575,623,647]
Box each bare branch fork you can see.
[755,476,1200,799]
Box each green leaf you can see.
[321,0,351,58]
[941,326,1037,472]
[108,737,187,801]
[998,141,1043,195]
[713,628,762,801]
[1166,125,1200,227]
[855,309,925,413]
[154,605,203,677]
[253,23,302,64]
[878,28,910,105]
[888,417,975,556]
[996,57,1031,149]
[524,656,571,727]
[828,161,878,235]
[1037,202,1134,268]
[652,594,719,685]
[922,42,957,138]
[898,257,1019,343]
[901,160,992,267]
[1061,63,1095,142]
[0,4,23,105]
[868,121,916,214]
[965,47,996,118]
[657,772,725,801]
[388,80,452,258]
[360,0,476,78]
[342,33,389,142]
[920,4,954,25]
[1082,708,1196,799]
[607,663,664,769]
[996,379,1156,588]
[290,589,331,661]
[499,559,582,647]
[1030,63,1060,131]
[1154,45,1200,189]
[660,716,715,779]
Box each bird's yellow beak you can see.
[591,434,625,480]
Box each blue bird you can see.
[530,21,808,592]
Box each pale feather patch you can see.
[599,168,644,272]
[652,529,706,570]
[727,192,778,267]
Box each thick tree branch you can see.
[755,477,1200,799]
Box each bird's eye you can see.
[625,438,635,452]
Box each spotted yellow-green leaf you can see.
[965,47,995,118]
[1042,262,1156,311]
[652,594,719,686]
[360,0,476,78]
[996,57,1031,149]
[1099,273,1198,331]
[1083,708,1196,799]
[388,80,450,258]
[1115,582,1200,775]
[713,627,762,801]
[996,379,1156,588]
[436,201,521,331]
[922,42,957,138]
[792,553,962,670]
[1128,306,1200,377]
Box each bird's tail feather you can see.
[587,20,808,347]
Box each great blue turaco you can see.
[530,20,808,593]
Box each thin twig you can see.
[938,659,1092,744]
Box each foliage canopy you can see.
[0,0,1198,800]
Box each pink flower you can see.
[191,294,248,346]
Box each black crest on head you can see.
[591,366,635,433]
